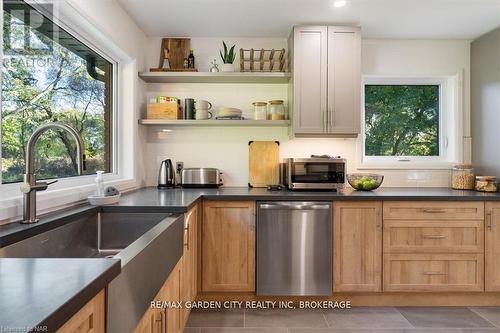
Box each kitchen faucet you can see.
[20,122,85,224]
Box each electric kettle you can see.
[158,159,175,188]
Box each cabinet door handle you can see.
[487,212,493,230]
[184,224,190,249]
[423,271,447,276]
[422,235,446,239]
[322,109,327,132]
[422,208,446,213]
[162,309,167,333]
[155,310,165,333]
[329,107,334,130]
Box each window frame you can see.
[358,75,461,170]
[0,0,120,197]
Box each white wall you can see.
[144,38,471,187]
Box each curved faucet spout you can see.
[21,122,85,224]
[25,122,85,176]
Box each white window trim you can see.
[0,0,141,221]
[357,74,464,170]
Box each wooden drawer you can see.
[383,254,484,292]
[383,202,484,220]
[383,220,484,253]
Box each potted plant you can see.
[219,41,236,72]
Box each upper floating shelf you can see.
[138,119,290,127]
[138,71,291,84]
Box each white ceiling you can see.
[117,0,500,39]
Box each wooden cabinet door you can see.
[181,204,198,329]
[165,261,181,333]
[486,202,500,291]
[327,26,361,135]
[57,290,105,333]
[333,201,382,292]
[292,26,328,134]
[202,200,255,292]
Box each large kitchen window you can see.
[361,76,460,167]
[1,0,114,184]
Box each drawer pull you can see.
[423,271,447,275]
[422,208,446,213]
[422,235,446,239]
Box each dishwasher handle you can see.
[259,203,331,210]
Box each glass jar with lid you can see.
[451,164,475,190]
[252,102,267,120]
[475,176,498,192]
[268,100,286,120]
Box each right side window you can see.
[364,84,440,157]
[360,76,459,168]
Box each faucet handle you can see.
[21,180,58,193]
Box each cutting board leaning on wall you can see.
[248,141,280,188]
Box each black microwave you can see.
[283,157,346,190]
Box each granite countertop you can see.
[0,258,120,332]
[116,186,500,212]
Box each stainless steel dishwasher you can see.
[256,201,332,296]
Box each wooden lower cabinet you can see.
[134,260,182,333]
[165,263,182,333]
[486,202,500,291]
[333,201,382,292]
[202,200,255,292]
[181,204,199,330]
[384,254,484,292]
[135,205,199,333]
[57,290,105,333]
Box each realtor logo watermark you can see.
[0,326,48,332]
[3,2,57,56]
[151,300,352,310]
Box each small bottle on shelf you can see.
[188,50,195,69]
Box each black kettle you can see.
[158,159,174,189]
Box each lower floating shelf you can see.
[138,119,290,127]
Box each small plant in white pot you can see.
[219,41,236,72]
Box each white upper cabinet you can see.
[291,26,328,134]
[327,26,361,135]
[290,26,361,137]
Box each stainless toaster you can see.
[180,168,223,188]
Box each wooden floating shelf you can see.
[138,119,290,127]
[138,71,291,84]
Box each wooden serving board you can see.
[248,141,280,188]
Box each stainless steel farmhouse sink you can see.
[0,206,184,333]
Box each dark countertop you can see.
[0,258,120,332]
[117,186,500,212]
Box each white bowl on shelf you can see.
[87,194,121,206]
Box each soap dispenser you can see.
[95,171,105,196]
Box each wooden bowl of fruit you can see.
[347,173,384,191]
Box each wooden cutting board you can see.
[248,141,280,188]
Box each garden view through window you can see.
[1,0,113,184]
[364,84,440,157]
